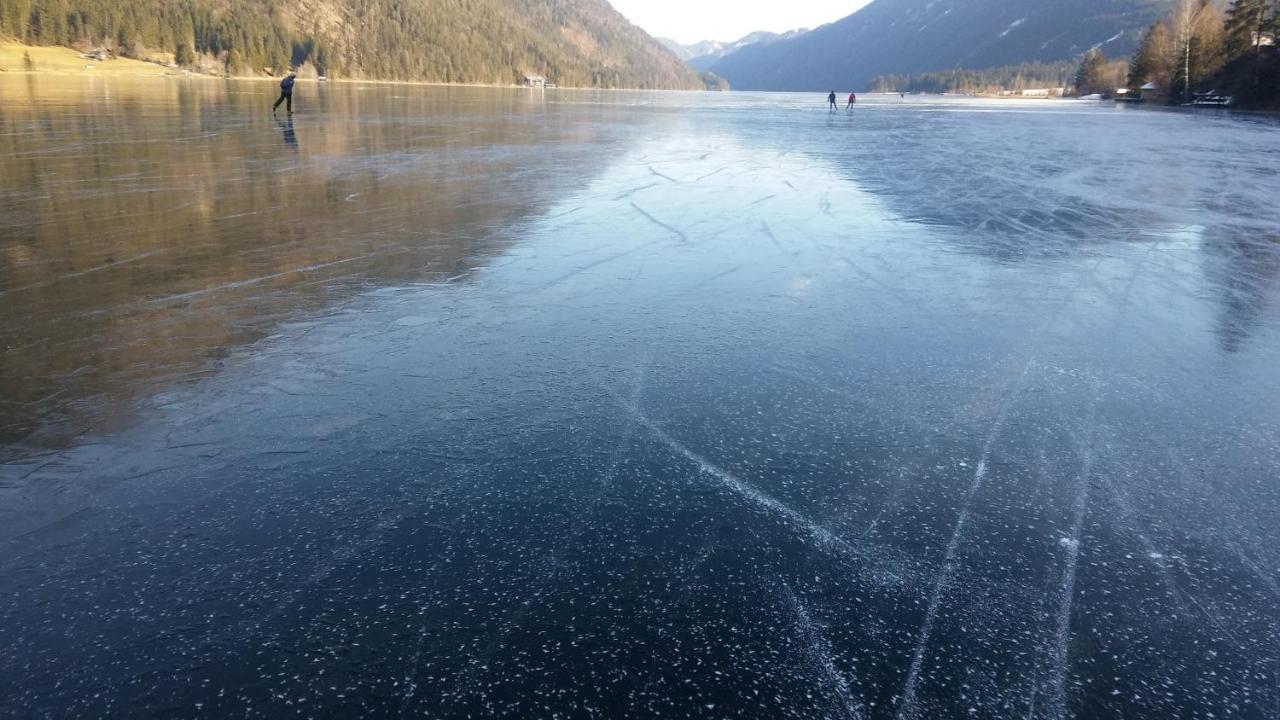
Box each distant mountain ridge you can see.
[658,38,727,61]
[659,30,808,72]
[0,0,705,89]
[707,0,1173,91]
[687,30,809,73]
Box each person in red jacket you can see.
[846,92,857,111]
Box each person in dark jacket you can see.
[273,72,297,115]
[828,91,838,112]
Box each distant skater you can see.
[828,91,838,112]
[273,71,297,115]
[846,92,857,111]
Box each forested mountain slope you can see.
[708,0,1173,91]
[0,0,704,89]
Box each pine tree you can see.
[1226,0,1270,58]
[175,40,194,66]
[1128,20,1179,93]
[225,47,241,75]
[1075,47,1109,94]
[1224,0,1273,91]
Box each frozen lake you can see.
[2,78,1279,719]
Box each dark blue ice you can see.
[2,79,1280,719]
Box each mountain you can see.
[658,38,727,62]
[659,31,808,72]
[706,0,1173,91]
[0,0,704,89]
[686,30,808,73]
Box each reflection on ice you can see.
[2,80,1280,719]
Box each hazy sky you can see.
[607,0,870,45]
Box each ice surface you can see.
[2,79,1280,719]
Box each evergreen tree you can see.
[225,47,241,75]
[1224,0,1275,92]
[1226,0,1271,58]
[175,40,194,66]
[1075,47,1109,94]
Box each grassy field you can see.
[0,43,177,77]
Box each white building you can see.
[1020,87,1065,98]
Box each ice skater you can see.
[846,92,857,111]
[828,91,838,112]
[272,71,297,115]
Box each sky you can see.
[607,0,871,45]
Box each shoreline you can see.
[3,44,1275,109]
[0,42,706,92]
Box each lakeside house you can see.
[523,74,546,88]
[1138,81,1165,103]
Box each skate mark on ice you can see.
[437,367,652,710]
[523,241,660,294]
[606,387,849,556]
[649,166,678,183]
[145,256,373,305]
[630,202,690,244]
[761,220,796,258]
[614,182,662,201]
[899,253,1119,704]
[0,249,171,298]
[1228,541,1280,603]
[1045,424,1097,720]
[781,582,865,720]
[693,167,726,183]
[684,265,742,292]
[547,205,584,220]
[895,269,1107,720]
[895,357,1033,720]
[1099,477,1194,619]
[858,466,912,543]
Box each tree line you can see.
[0,0,704,89]
[870,0,1276,106]
[867,62,1079,95]
[1123,0,1278,105]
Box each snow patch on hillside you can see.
[999,18,1027,39]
